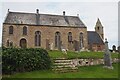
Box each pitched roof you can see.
[87,31,104,44]
[4,11,86,27]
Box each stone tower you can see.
[95,18,104,40]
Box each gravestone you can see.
[46,39,50,50]
[112,45,116,53]
[103,39,113,69]
[73,40,79,51]
[50,43,53,50]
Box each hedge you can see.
[2,48,51,74]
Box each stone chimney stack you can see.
[63,11,65,16]
[36,9,39,14]
[8,9,10,12]
[36,9,40,25]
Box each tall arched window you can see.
[23,26,27,35]
[79,32,84,49]
[35,31,41,46]
[55,32,61,49]
[9,26,13,34]
[68,32,72,42]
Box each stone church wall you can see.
[2,24,88,51]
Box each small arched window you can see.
[23,26,27,35]
[68,32,72,42]
[35,31,41,46]
[9,26,13,34]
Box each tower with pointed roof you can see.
[95,18,104,40]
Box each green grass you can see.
[3,63,119,78]
[48,50,119,59]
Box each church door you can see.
[20,38,27,48]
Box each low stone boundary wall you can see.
[52,58,78,73]
[72,58,120,67]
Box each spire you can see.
[97,18,101,24]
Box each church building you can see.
[2,9,104,51]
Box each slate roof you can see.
[4,11,86,27]
[87,31,104,44]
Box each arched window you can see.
[68,32,72,42]
[55,32,61,49]
[79,32,84,49]
[9,26,13,34]
[35,31,41,46]
[23,26,27,35]
[20,38,27,48]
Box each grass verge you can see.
[3,63,119,78]
[48,50,119,59]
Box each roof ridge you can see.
[9,11,35,14]
[9,11,78,18]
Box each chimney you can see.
[36,9,39,14]
[63,11,65,16]
[36,9,40,25]
[8,9,10,12]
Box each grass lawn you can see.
[48,50,119,59]
[3,63,119,78]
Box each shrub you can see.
[2,48,51,74]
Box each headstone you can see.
[73,40,79,51]
[112,45,116,52]
[103,38,113,69]
[50,43,53,50]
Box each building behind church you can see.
[2,9,105,51]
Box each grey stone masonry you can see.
[52,58,78,73]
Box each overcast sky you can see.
[0,0,119,49]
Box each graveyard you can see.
[2,39,120,79]
[2,49,119,78]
